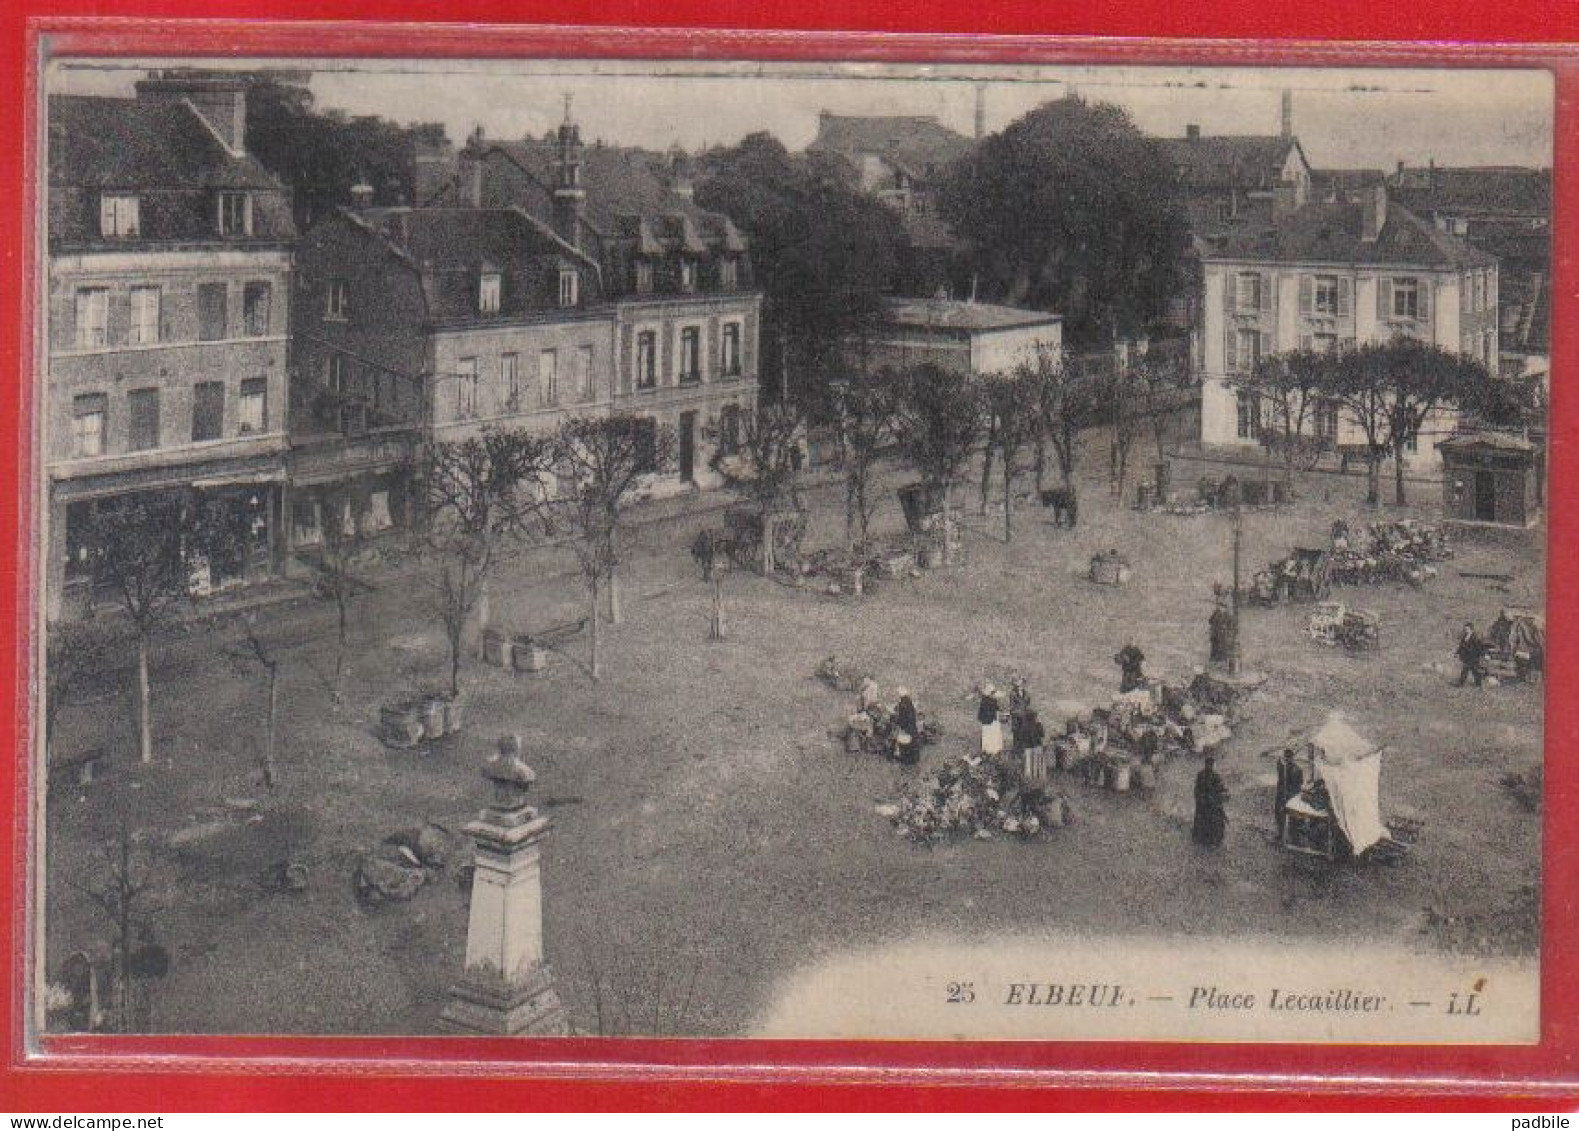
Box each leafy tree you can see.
[695,134,914,407]
[938,94,1189,346]
[710,402,806,576]
[891,364,984,564]
[244,77,431,228]
[1235,348,1335,489]
[1318,339,1491,506]
[423,430,556,696]
[557,415,675,680]
[79,493,239,765]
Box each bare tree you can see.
[710,402,806,576]
[983,366,1045,542]
[557,415,675,680]
[691,529,731,642]
[221,615,283,789]
[423,429,557,696]
[831,367,897,548]
[44,618,124,759]
[65,820,169,1033]
[1234,348,1334,492]
[892,363,983,565]
[1030,349,1081,494]
[78,493,237,765]
[310,484,371,698]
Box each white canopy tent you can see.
[1303,713,1388,855]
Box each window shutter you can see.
[661,322,674,386]
[1259,273,1273,312]
[1461,275,1471,315]
[99,195,115,235]
[1337,276,1352,317]
[1418,281,1431,323]
[1225,328,1237,372]
[1377,278,1392,320]
[1299,276,1313,315]
[1224,273,1237,315]
[1260,331,1272,361]
[619,323,634,394]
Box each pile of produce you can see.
[886,754,1071,842]
[1053,683,1234,792]
[791,536,926,595]
[1329,520,1452,587]
[1307,602,1381,650]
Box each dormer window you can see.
[635,259,654,295]
[558,268,579,308]
[326,279,349,320]
[479,272,501,314]
[719,258,738,290]
[99,194,140,238]
[679,259,697,293]
[217,192,253,237]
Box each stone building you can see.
[287,201,610,553]
[428,112,764,489]
[45,73,296,618]
[1197,184,1499,475]
[857,297,1063,378]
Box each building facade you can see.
[1198,185,1499,475]
[45,74,297,618]
[440,114,763,491]
[288,202,612,553]
[858,297,1064,378]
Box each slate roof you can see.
[484,139,745,250]
[1202,200,1496,269]
[808,113,974,182]
[345,206,599,323]
[1439,430,1537,454]
[1389,166,1552,218]
[883,296,1061,333]
[1311,167,1385,201]
[49,94,293,245]
[1160,134,1306,192]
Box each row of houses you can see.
[818,94,1543,482]
[43,73,764,619]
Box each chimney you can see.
[135,71,248,153]
[458,126,487,208]
[1280,89,1293,139]
[1395,159,1405,182]
[551,96,586,249]
[1361,182,1388,242]
[974,82,987,141]
[1186,123,1201,141]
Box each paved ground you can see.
[45,428,1544,1036]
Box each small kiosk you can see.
[1281,713,1395,862]
[1440,431,1541,528]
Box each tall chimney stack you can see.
[1361,182,1388,242]
[1280,89,1293,139]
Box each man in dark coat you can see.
[1455,622,1488,687]
[1274,748,1305,839]
[1115,644,1147,693]
[1192,756,1228,847]
[892,690,919,745]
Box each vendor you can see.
[892,688,919,745]
[1454,622,1488,688]
[978,684,1004,756]
[1275,747,1305,839]
[859,675,882,712]
[1019,709,1046,763]
[1115,643,1147,693]
[1192,756,1228,848]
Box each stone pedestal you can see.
[439,753,568,1036]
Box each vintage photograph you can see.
[32,51,1550,1043]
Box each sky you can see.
[50,57,1554,171]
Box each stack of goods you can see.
[1307,602,1381,650]
[841,700,942,758]
[1089,550,1132,586]
[794,536,925,595]
[887,754,1070,842]
[1052,683,1233,793]
[1330,520,1451,587]
[815,655,868,694]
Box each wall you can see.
[970,322,1063,374]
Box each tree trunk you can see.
[760,511,774,576]
[116,827,131,1030]
[263,664,278,789]
[589,575,602,681]
[710,576,725,642]
[475,579,491,659]
[1394,446,1409,506]
[1365,451,1381,507]
[1002,454,1014,543]
[333,592,348,698]
[1034,435,1047,494]
[939,485,955,566]
[134,634,153,765]
[608,565,623,626]
[978,420,997,515]
[448,629,462,698]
